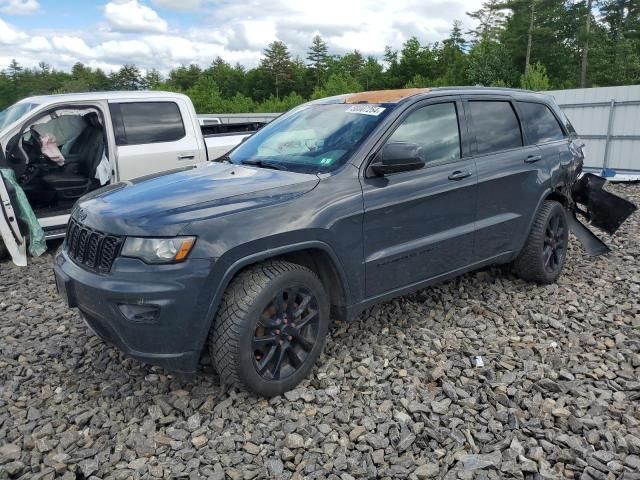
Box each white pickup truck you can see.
[0,91,276,263]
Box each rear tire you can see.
[210,260,330,397]
[514,200,568,284]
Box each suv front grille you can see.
[65,218,123,272]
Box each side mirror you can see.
[370,142,425,176]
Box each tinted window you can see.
[111,102,185,145]
[469,101,522,154]
[518,101,566,143]
[387,102,460,164]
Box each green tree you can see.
[145,69,162,89]
[437,21,468,85]
[261,40,293,98]
[383,45,402,87]
[186,75,225,113]
[109,64,144,90]
[7,59,22,86]
[306,35,329,86]
[397,37,432,86]
[340,50,365,79]
[360,56,385,90]
[467,0,507,41]
[404,74,430,88]
[311,73,361,99]
[167,64,202,91]
[256,92,305,113]
[466,38,517,86]
[207,57,247,98]
[520,61,550,90]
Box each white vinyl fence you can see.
[548,85,640,176]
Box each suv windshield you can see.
[227,103,391,173]
[0,102,40,130]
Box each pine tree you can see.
[145,69,162,89]
[109,65,144,90]
[306,35,329,85]
[341,50,365,79]
[7,59,22,81]
[467,0,507,41]
[262,41,293,98]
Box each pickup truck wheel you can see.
[514,200,568,284]
[210,260,329,397]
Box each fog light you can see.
[118,304,160,323]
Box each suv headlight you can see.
[121,236,196,264]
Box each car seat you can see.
[40,112,105,201]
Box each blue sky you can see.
[0,0,483,73]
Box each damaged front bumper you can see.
[568,173,637,256]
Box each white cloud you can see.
[151,0,203,11]
[51,36,94,58]
[0,0,485,74]
[203,0,483,59]
[0,17,27,44]
[23,36,52,52]
[95,39,153,62]
[0,0,40,15]
[104,0,168,33]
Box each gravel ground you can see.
[1,184,639,480]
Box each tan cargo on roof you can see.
[344,88,431,104]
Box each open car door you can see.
[0,171,27,266]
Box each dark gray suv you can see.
[53,87,636,396]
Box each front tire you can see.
[210,261,330,397]
[514,200,569,284]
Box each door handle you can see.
[178,154,195,160]
[448,170,472,181]
[525,154,542,163]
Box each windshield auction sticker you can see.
[345,105,386,116]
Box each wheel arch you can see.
[194,241,352,362]
[512,186,570,260]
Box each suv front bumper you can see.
[53,248,216,373]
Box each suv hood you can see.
[76,162,319,236]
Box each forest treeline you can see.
[1,0,638,113]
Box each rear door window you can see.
[468,101,523,155]
[386,102,461,165]
[110,102,185,146]
[517,101,566,144]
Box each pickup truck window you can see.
[0,101,41,130]
[110,102,185,146]
[469,101,523,155]
[386,102,460,165]
[517,101,566,144]
[227,104,390,173]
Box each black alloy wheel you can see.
[543,209,566,274]
[252,286,320,380]
[513,200,569,284]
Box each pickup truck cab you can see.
[52,88,636,396]
[0,91,271,264]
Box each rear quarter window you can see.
[517,101,566,144]
[110,102,185,146]
[468,101,523,155]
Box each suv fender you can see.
[194,240,352,358]
[512,185,570,260]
